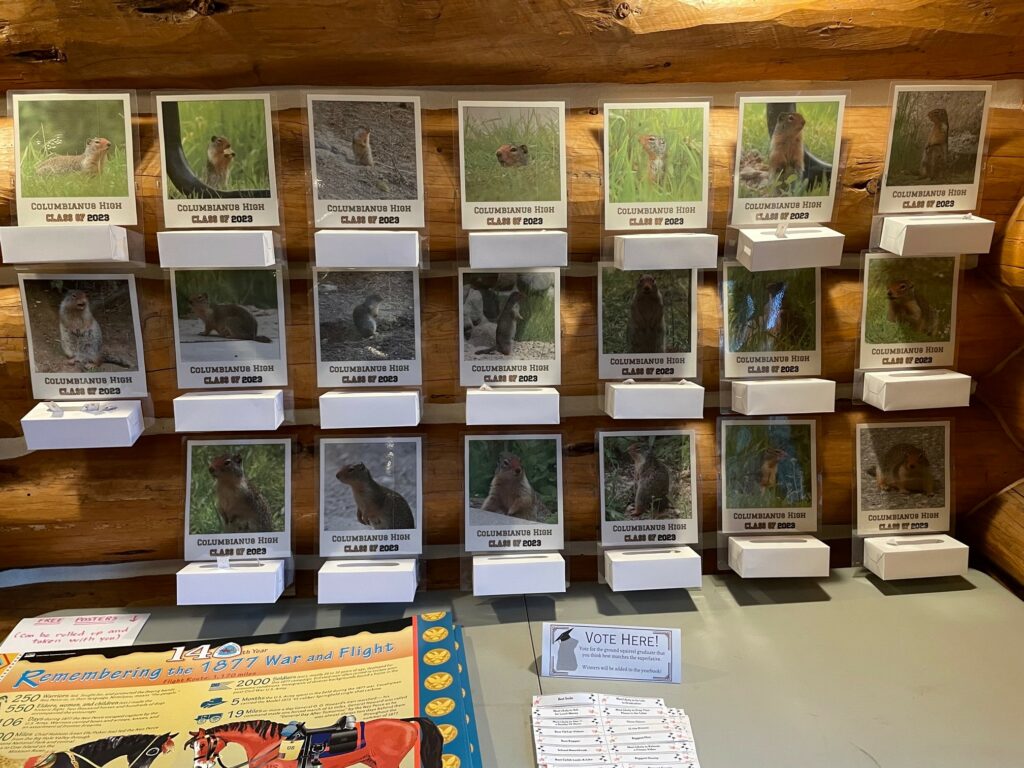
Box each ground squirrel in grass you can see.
[626,443,673,519]
[204,136,235,189]
[768,112,806,182]
[36,137,111,176]
[209,453,274,532]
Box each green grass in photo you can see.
[462,106,562,203]
[174,269,279,317]
[726,266,817,353]
[18,98,130,198]
[738,100,839,198]
[724,423,813,509]
[467,438,559,523]
[601,268,692,354]
[606,106,704,204]
[864,256,956,344]
[602,433,692,521]
[171,99,271,198]
[189,443,287,534]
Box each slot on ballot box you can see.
[879,214,994,257]
[604,547,702,592]
[318,559,418,604]
[603,380,705,419]
[728,535,830,578]
[468,230,568,268]
[735,225,844,271]
[176,559,287,605]
[1,225,143,263]
[863,534,968,580]
[730,378,836,415]
[465,387,560,425]
[319,390,421,429]
[158,229,277,268]
[315,230,421,268]
[22,400,144,450]
[861,369,971,411]
[174,389,285,432]
[612,233,718,270]
[472,553,566,597]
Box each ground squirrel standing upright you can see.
[189,293,271,343]
[481,452,549,522]
[36,137,111,177]
[626,274,666,354]
[919,107,949,181]
[638,134,667,186]
[352,128,374,166]
[496,144,530,167]
[59,289,130,370]
[626,443,673,519]
[759,447,789,490]
[203,136,235,189]
[886,280,937,336]
[208,454,274,532]
[875,444,935,494]
[768,112,806,182]
[336,462,415,529]
[477,291,522,356]
[353,294,384,339]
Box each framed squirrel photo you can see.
[730,93,846,227]
[306,93,425,229]
[155,92,280,229]
[721,261,821,379]
[599,430,699,548]
[170,267,288,389]
[602,100,711,232]
[719,418,818,534]
[10,91,139,227]
[319,436,423,558]
[313,268,422,388]
[464,434,564,553]
[855,421,951,535]
[459,268,561,387]
[859,252,960,371]
[878,83,992,215]
[597,264,698,380]
[458,100,567,230]
[184,438,292,561]
[18,273,148,400]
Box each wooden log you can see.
[962,482,1024,594]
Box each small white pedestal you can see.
[315,230,421,268]
[879,214,995,257]
[862,370,971,411]
[318,559,418,603]
[612,233,718,270]
[0,225,142,263]
[736,226,844,271]
[465,387,560,425]
[176,560,286,605]
[728,535,830,578]
[472,553,566,597]
[22,400,144,450]
[604,380,705,419]
[174,390,284,432]
[158,230,277,268]
[604,547,702,592]
[319,390,421,429]
[864,534,969,580]
[468,230,567,268]
[731,378,835,415]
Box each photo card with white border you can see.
[184,437,292,561]
[156,92,280,229]
[313,268,422,388]
[170,267,288,389]
[730,93,846,227]
[599,429,699,548]
[859,252,960,371]
[878,83,992,215]
[18,272,148,400]
[721,260,821,379]
[307,93,425,229]
[597,264,698,380]
[12,91,139,227]
[603,100,711,232]
[320,436,423,558]
[720,417,818,534]
[464,433,564,553]
[458,100,567,230]
[855,420,951,536]
[459,267,561,387]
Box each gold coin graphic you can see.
[423,648,452,666]
[441,755,460,768]
[422,626,449,643]
[424,672,454,691]
[438,724,459,744]
[425,697,456,717]
[420,611,446,622]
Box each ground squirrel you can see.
[203,136,235,189]
[59,289,130,371]
[481,452,549,522]
[477,291,522,356]
[351,127,374,166]
[336,462,415,529]
[353,294,384,339]
[886,280,937,336]
[874,444,935,494]
[208,453,274,532]
[638,134,667,185]
[189,293,271,343]
[759,447,789,490]
[496,144,530,167]
[626,274,666,354]
[626,443,673,519]
[36,137,111,176]
[768,112,806,182]
[920,108,949,181]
